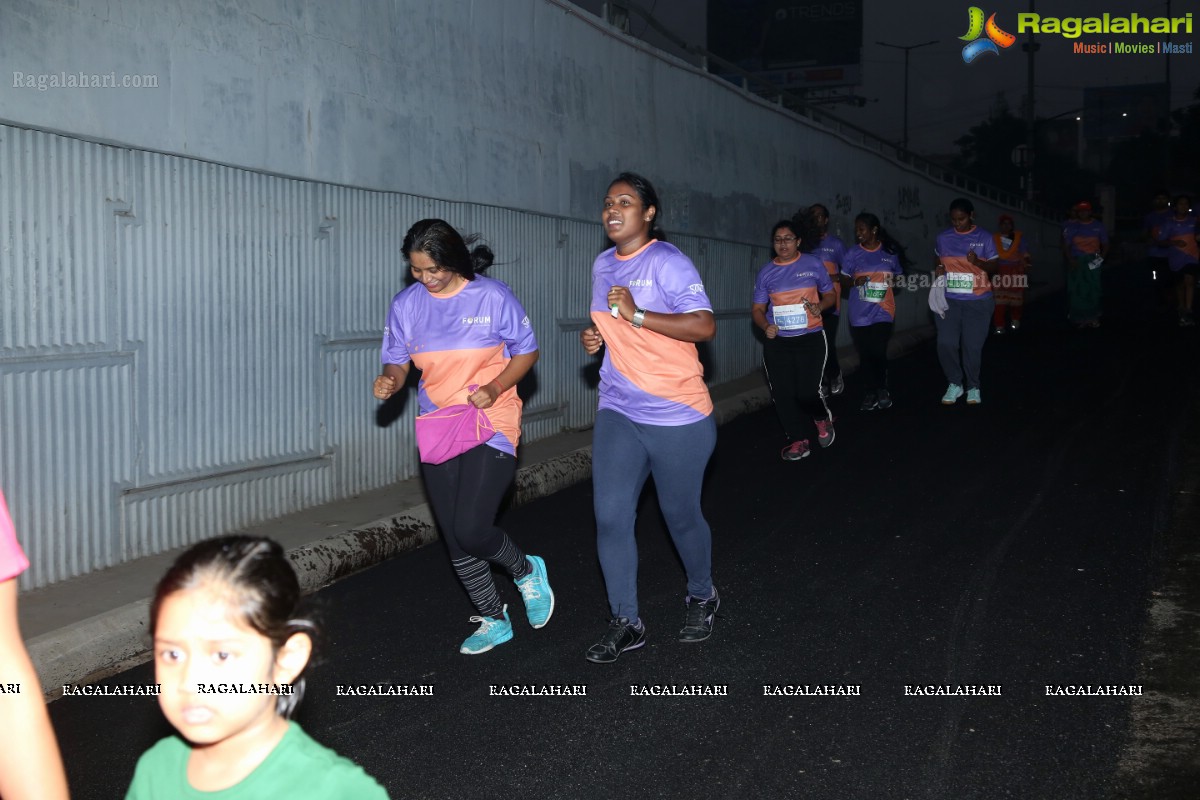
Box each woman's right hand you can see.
[581,325,604,355]
[764,324,779,339]
[373,375,398,400]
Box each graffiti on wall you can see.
[898,185,923,221]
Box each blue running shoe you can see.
[459,605,513,655]
[966,388,982,405]
[515,555,555,629]
[941,384,964,405]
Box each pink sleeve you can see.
[0,488,30,583]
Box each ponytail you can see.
[463,236,495,275]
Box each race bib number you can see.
[773,303,808,331]
[1088,256,1104,270]
[859,281,888,304]
[946,272,975,294]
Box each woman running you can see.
[842,212,907,411]
[934,198,999,405]
[1061,201,1109,329]
[579,172,720,663]
[991,214,1032,333]
[374,219,553,655]
[1152,194,1198,327]
[753,215,837,457]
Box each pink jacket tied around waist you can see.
[414,385,496,465]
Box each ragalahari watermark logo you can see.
[1016,12,1193,55]
[959,7,1017,63]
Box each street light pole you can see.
[1164,0,1172,182]
[876,39,939,152]
[1022,0,1040,201]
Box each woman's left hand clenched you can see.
[607,286,636,322]
[468,382,500,410]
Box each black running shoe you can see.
[585,617,646,663]
[679,590,720,643]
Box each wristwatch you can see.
[631,308,647,329]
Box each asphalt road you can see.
[48,264,1199,799]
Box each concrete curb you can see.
[512,446,594,509]
[28,601,153,699]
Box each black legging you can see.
[823,311,842,380]
[422,444,529,618]
[850,322,894,393]
[763,332,832,442]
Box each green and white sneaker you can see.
[941,384,964,405]
[459,605,513,655]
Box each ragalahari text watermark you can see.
[13,71,159,91]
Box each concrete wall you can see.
[0,0,1039,244]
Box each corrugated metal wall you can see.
[0,124,759,588]
[0,121,1062,589]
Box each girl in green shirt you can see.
[126,536,389,799]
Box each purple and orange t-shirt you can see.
[382,276,538,456]
[753,254,833,336]
[1153,215,1199,271]
[590,240,713,426]
[841,245,903,327]
[1,488,30,583]
[935,225,997,300]
[1144,209,1173,259]
[1062,219,1108,258]
[811,234,847,315]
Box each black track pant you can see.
[763,332,832,442]
[850,322,893,393]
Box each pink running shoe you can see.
[815,418,836,448]
[780,440,811,461]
